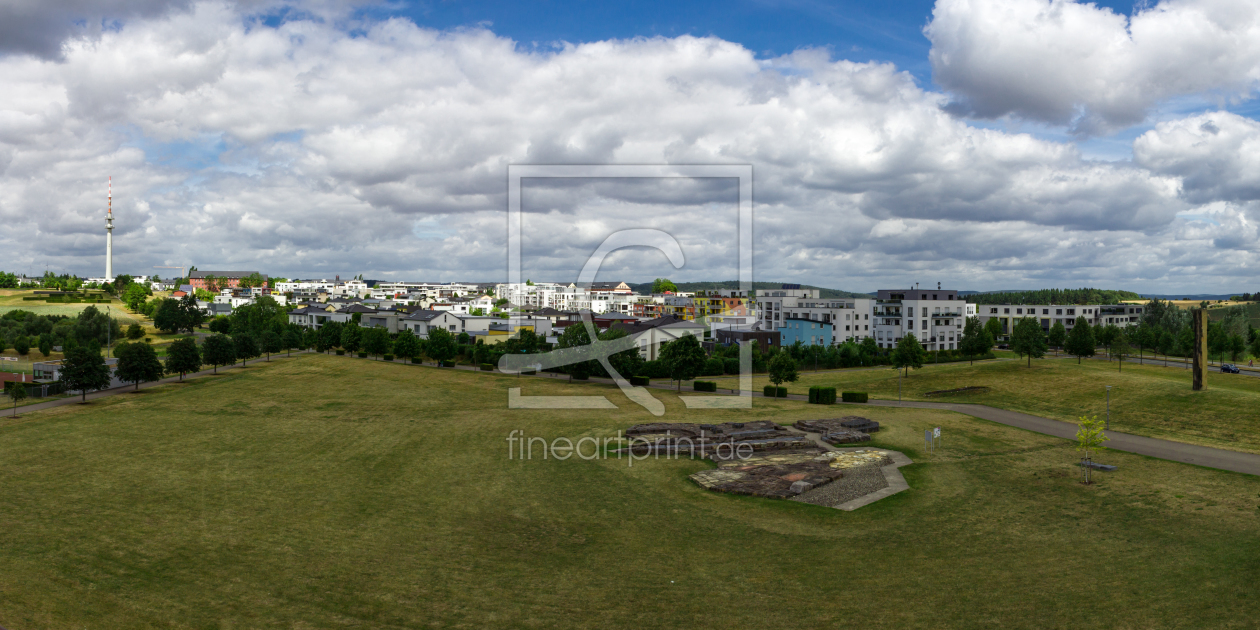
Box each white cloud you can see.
[0,1,1256,292]
[1134,111,1260,203]
[926,0,1260,133]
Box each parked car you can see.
[1221,364,1240,374]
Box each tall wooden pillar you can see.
[1193,309,1207,391]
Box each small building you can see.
[779,318,832,347]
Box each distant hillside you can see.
[966,288,1143,305]
[625,281,871,299]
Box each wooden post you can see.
[1193,309,1207,391]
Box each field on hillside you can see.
[0,290,143,327]
[1,354,1258,628]
[710,356,1260,454]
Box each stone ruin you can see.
[793,416,880,445]
[618,418,900,508]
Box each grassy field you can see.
[0,290,144,328]
[710,357,1260,454]
[0,354,1258,628]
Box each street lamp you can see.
[1105,385,1112,430]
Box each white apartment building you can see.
[872,287,975,351]
[974,303,1143,337]
[494,282,635,314]
[755,287,874,345]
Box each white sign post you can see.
[933,427,941,450]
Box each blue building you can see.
[778,317,833,347]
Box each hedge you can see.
[335,350,345,356]
[441,360,456,367]
[723,357,740,374]
[763,385,787,398]
[480,363,494,371]
[383,354,394,361]
[629,375,650,386]
[572,374,588,380]
[411,357,423,364]
[842,391,869,403]
[693,380,717,392]
[701,358,725,376]
[522,370,536,376]
[809,386,837,404]
[358,352,368,358]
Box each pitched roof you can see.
[189,271,267,279]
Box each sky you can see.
[1,0,1259,293]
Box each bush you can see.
[411,357,423,364]
[572,374,588,380]
[144,338,151,344]
[335,350,345,356]
[358,352,368,358]
[383,354,394,361]
[842,391,868,403]
[723,357,740,374]
[441,360,455,367]
[763,385,787,398]
[629,375,650,387]
[480,363,494,371]
[522,370,536,376]
[693,380,717,392]
[809,386,837,404]
[701,357,725,376]
[637,360,671,379]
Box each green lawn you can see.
[0,290,143,327]
[0,354,1258,628]
[711,356,1260,454]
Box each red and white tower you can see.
[105,176,114,280]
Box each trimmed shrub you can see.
[383,354,394,361]
[358,352,368,358]
[723,357,740,374]
[335,349,345,356]
[480,363,494,371]
[701,357,725,376]
[572,374,589,380]
[809,386,837,404]
[441,360,455,368]
[522,370,536,376]
[763,385,787,398]
[842,391,869,403]
[629,375,650,387]
[411,357,423,364]
[693,380,717,392]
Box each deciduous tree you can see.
[1010,317,1048,367]
[115,341,164,390]
[766,351,799,397]
[658,333,706,391]
[891,333,927,376]
[200,334,235,374]
[1065,317,1096,364]
[164,337,202,380]
[61,342,112,402]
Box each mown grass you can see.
[0,353,1258,628]
[0,290,142,327]
[711,356,1260,454]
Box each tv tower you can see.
[105,176,114,281]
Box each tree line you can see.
[966,288,1143,305]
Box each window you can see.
[1016,308,1023,314]
[865,325,868,330]
[933,294,937,300]
[1004,308,1010,314]
[1042,309,1049,315]
[1056,309,1062,315]
[922,320,928,329]
[1067,309,1075,315]
[990,308,998,314]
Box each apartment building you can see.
[755,287,874,345]
[974,303,1143,337]
[871,288,974,351]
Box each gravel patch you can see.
[790,465,888,508]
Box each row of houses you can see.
[756,285,1144,351]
